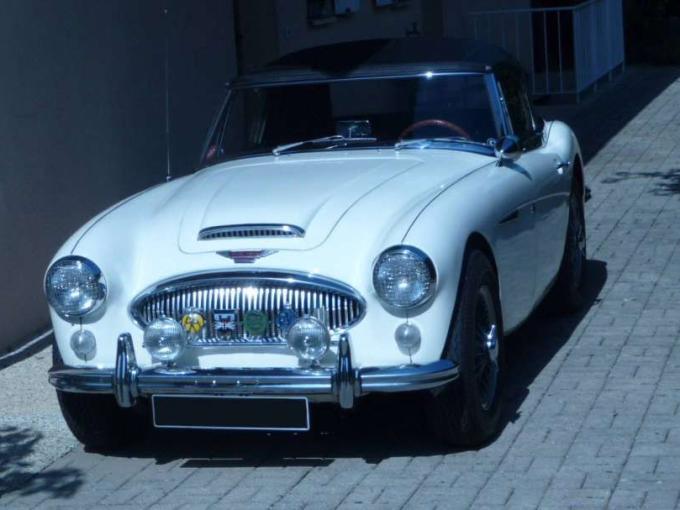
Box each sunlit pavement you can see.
[2,67,680,509]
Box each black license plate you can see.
[152,395,310,431]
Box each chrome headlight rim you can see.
[44,256,107,321]
[372,245,437,310]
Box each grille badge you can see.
[218,250,277,263]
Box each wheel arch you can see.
[440,231,503,360]
[465,232,498,279]
[464,232,504,332]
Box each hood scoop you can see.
[198,224,305,241]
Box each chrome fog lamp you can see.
[373,246,436,309]
[143,317,186,363]
[45,256,107,321]
[395,322,421,355]
[70,329,96,361]
[286,316,330,361]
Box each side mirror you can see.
[495,135,522,166]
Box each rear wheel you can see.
[549,186,587,312]
[427,250,504,447]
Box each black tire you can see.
[427,250,504,447]
[549,184,587,313]
[53,342,149,451]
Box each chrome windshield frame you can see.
[200,69,507,166]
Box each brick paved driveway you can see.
[3,67,680,509]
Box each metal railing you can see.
[469,0,625,98]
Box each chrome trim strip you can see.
[231,69,488,89]
[50,362,458,397]
[499,209,520,225]
[487,73,513,137]
[49,333,459,409]
[198,224,305,240]
[359,361,458,392]
[49,369,114,394]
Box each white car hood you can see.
[72,150,494,261]
[178,154,421,252]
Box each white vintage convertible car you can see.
[46,39,586,449]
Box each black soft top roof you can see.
[233,38,525,86]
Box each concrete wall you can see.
[237,0,431,70]
[0,0,236,353]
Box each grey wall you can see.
[0,0,236,353]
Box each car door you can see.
[492,162,538,332]
[525,129,571,302]
[507,86,570,304]
[497,76,568,311]
[489,76,537,332]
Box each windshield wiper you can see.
[394,137,493,151]
[272,135,377,156]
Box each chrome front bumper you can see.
[49,333,459,410]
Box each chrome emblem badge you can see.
[218,250,277,264]
[181,309,205,335]
[243,310,268,337]
[213,310,237,338]
[275,305,297,337]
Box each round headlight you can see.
[45,256,107,320]
[286,317,330,361]
[373,246,436,309]
[143,317,186,363]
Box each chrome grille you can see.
[198,224,304,240]
[130,272,364,347]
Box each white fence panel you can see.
[470,0,625,98]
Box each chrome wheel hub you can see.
[474,287,499,411]
[485,324,499,365]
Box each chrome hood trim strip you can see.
[198,224,305,240]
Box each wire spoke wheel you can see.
[474,286,499,411]
[569,193,586,284]
[427,250,503,447]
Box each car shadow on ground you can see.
[105,259,607,467]
[498,259,607,432]
[0,426,82,500]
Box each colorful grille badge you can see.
[180,310,205,335]
[243,310,268,337]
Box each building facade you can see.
[234,0,531,72]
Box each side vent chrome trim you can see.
[198,224,305,240]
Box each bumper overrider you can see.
[49,333,459,410]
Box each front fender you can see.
[399,171,501,364]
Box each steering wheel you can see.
[399,119,472,141]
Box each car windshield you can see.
[203,73,500,164]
